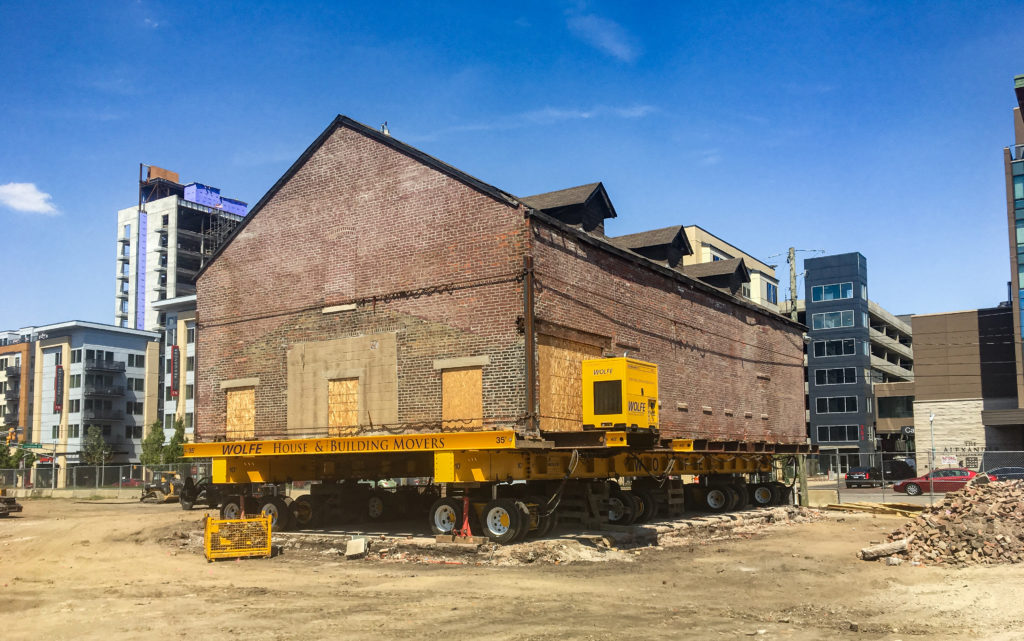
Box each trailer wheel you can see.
[607,487,636,525]
[631,489,658,523]
[260,496,294,531]
[770,482,792,505]
[750,484,774,507]
[703,486,729,513]
[428,497,462,535]
[529,495,558,538]
[292,495,319,528]
[220,498,243,520]
[367,492,388,521]
[723,485,741,511]
[513,500,533,542]
[481,498,524,544]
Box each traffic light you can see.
[5,428,14,445]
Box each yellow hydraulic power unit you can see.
[581,357,658,430]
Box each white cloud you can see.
[566,14,639,62]
[407,104,658,142]
[0,183,58,215]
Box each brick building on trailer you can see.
[195,116,806,446]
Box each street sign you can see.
[21,443,43,449]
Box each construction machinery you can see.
[140,471,182,503]
[185,358,806,541]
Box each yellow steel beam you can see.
[185,430,518,459]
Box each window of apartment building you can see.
[186,356,194,371]
[69,374,81,388]
[51,425,59,439]
[70,349,81,364]
[814,368,857,385]
[121,262,130,276]
[101,425,111,437]
[120,300,129,313]
[127,353,144,368]
[765,282,778,305]
[121,243,130,257]
[815,395,858,414]
[186,384,194,400]
[165,357,173,374]
[185,412,194,428]
[165,386,174,401]
[813,338,856,358]
[53,350,62,366]
[811,282,853,302]
[134,401,144,414]
[0,357,6,369]
[120,319,128,328]
[123,223,131,239]
[125,425,143,440]
[69,424,79,438]
[166,327,176,344]
[164,414,175,430]
[85,349,94,361]
[158,313,166,326]
[811,310,854,330]
[134,377,144,392]
[186,325,195,344]
[862,312,869,328]
[121,280,129,293]
[126,401,143,415]
[816,425,859,442]
[68,399,80,413]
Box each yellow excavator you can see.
[140,471,182,503]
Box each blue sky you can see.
[1,1,1022,330]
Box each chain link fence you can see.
[0,460,212,494]
[805,450,1024,505]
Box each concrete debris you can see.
[345,537,369,559]
[882,479,1024,566]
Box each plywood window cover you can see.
[537,334,603,432]
[442,367,483,430]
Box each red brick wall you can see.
[196,125,529,440]
[531,222,806,444]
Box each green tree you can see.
[162,417,185,464]
[139,420,165,466]
[81,425,112,465]
[0,445,33,469]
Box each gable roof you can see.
[197,115,521,280]
[610,225,693,254]
[682,257,750,280]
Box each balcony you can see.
[4,388,19,401]
[83,408,124,421]
[3,412,18,426]
[118,273,129,281]
[84,358,126,373]
[116,291,128,300]
[118,236,130,245]
[4,365,19,377]
[84,384,125,397]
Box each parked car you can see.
[986,466,1024,481]
[845,466,882,488]
[881,459,916,481]
[892,468,993,496]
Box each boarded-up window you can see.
[225,387,255,440]
[538,335,602,432]
[328,378,359,436]
[442,367,482,431]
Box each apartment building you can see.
[0,328,34,441]
[681,225,780,312]
[151,295,196,442]
[116,165,246,332]
[803,253,913,469]
[24,322,160,482]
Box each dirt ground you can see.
[1,499,1022,641]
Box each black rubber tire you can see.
[480,498,524,544]
[366,492,389,521]
[703,486,730,513]
[514,500,532,542]
[291,495,319,528]
[626,492,646,523]
[260,496,294,531]
[750,484,774,507]
[905,483,922,496]
[220,498,243,520]
[631,488,658,523]
[769,482,791,505]
[428,497,462,535]
[607,487,636,525]
[733,481,749,505]
[723,485,741,511]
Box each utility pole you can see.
[788,247,798,321]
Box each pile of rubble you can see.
[884,478,1024,565]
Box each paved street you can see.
[807,480,946,506]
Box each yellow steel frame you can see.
[185,430,518,459]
